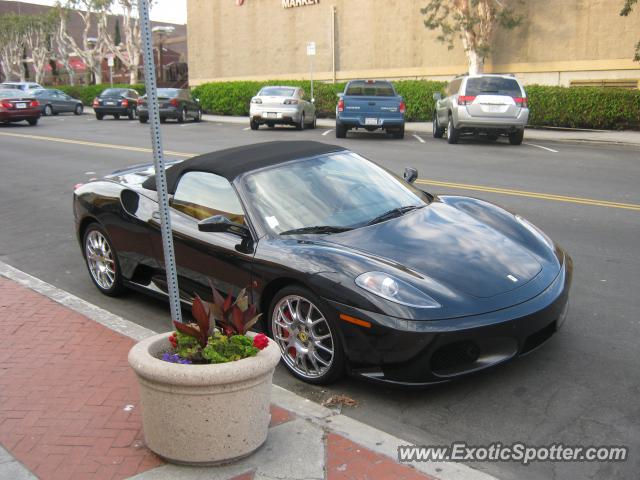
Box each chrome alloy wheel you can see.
[272,295,334,379]
[85,230,116,290]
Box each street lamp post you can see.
[152,26,175,85]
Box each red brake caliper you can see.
[284,309,296,358]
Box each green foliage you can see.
[192,80,446,121]
[526,85,640,130]
[57,83,145,105]
[201,333,259,364]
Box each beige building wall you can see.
[187,0,640,86]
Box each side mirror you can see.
[432,92,442,101]
[403,167,418,184]
[198,215,250,238]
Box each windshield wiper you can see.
[279,225,353,236]
[365,205,422,226]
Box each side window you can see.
[172,171,245,224]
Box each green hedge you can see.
[526,85,640,130]
[192,80,446,122]
[57,84,146,106]
[192,80,640,130]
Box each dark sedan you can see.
[0,89,41,125]
[73,141,572,386]
[32,89,83,116]
[137,88,202,124]
[92,88,139,120]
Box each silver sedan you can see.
[249,86,316,130]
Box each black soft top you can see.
[142,141,346,192]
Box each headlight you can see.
[355,272,440,309]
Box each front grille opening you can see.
[431,340,480,374]
[521,320,557,354]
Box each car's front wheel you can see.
[432,112,444,138]
[509,129,524,145]
[269,285,344,384]
[296,113,305,130]
[74,104,83,115]
[335,122,347,138]
[83,224,125,296]
[177,107,186,123]
[43,104,53,116]
[250,119,259,130]
[27,118,38,126]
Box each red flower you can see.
[253,333,269,350]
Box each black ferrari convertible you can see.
[73,141,572,385]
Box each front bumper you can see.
[326,253,572,386]
[250,106,302,124]
[0,108,41,121]
[453,107,529,131]
[337,115,404,130]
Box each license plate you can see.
[106,101,116,106]
[482,105,505,113]
[16,103,27,109]
[364,117,378,126]
[266,112,277,118]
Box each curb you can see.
[0,259,499,480]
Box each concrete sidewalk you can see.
[0,260,498,480]
[202,113,640,146]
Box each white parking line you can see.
[412,134,426,143]
[322,129,333,136]
[524,142,559,153]
[243,127,251,131]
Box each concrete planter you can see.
[128,331,281,465]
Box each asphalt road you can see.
[1,114,639,480]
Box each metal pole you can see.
[331,6,336,84]
[310,54,314,102]
[109,66,113,87]
[137,0,183,324]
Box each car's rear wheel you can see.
[308,113,317,129]
[96,113,104,120]
[269,285,344,385]
[432,112,444,138]
[335,122,347,138]
[74,104,83,115]
[509,129,524,145]
[43,104,53,116]
[83,224,125,297]
[177,107,186,123]
[27,118,38,126]
[447,115,459,144]
[139,116,148,124]
[250,119,259,130]
[296,113,305,130]
[392,124,405,139]
[194,109,202,122]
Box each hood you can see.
[322,202,542,298]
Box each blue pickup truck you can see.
[335,80,406,139]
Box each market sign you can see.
[282,0,319,8]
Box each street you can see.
[1,114,639,480]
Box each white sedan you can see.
[250,86,316,130]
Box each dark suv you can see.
[433,74,529,145]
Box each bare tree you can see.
[24,14,57,84]
[0,13,27,81]
[104,0,146,84]
[620,0,639,62]
[57,0,113,84]
[51,6,77,85]
[421,0,522,75]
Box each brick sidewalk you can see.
[0,276,436,480]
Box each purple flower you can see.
[161,352,192,364]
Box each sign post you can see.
[107,55,114,87]
[136,0,183,325]
[307,41,316,102]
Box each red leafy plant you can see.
[166,280,268,364]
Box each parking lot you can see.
[1,113,639,480]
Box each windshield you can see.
[345,81,395,96]
[242,152,429,235]
[1,84,21,90]
[465,77,522,97]
[101,88,128,96]
[259,87,295,97]
[157,88,180,97]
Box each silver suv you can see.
[433,74,529,145]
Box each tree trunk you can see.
[129,67,138,84]
[467,49,485,75]
[93,64,103,85]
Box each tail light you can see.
[137,98,144,105]
[399,101,406,114]
[30,100,40,107]
[283,99,298,105]
[170,98,179,107]
[73,183,84,190]
[121,99,129,107]
[0,100,13,109]
[513,97,528,108]
[92,98,100,107]
[337,99,345,112]
[458,95,476,106]
[251,97,262,104]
